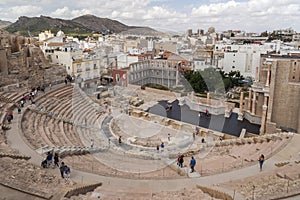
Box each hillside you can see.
[4,15,161,36]
[5,15,93,36]
[120,27,167,37]
[0,19,12,29]
[72,14,131,33]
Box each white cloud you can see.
[0,0,299,33]
[0,5,42,21]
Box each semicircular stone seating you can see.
[21,85,107,157]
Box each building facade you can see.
[245,55,300,134]
[128,60,180,87]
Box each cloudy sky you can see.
[0,0,299,33]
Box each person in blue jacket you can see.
[190,156,196,173]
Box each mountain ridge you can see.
[4,14,162,36]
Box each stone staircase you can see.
[35,145,107,157]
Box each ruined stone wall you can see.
[0,32,66,89]
[270,59,300,133]
[0,47,8,75]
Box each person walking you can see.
[59,162,65,178]
[17,106,21,114]
[64,165,71,180]
[54,153,59,167]
[177,152,181,166]
[258,154,265,171]
[179,154,184,168]
[160,142,164,152]
[190,156,196,173]
[90,139,94,148]
[46,152,53,168]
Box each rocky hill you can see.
[72,14,132,33]
[4,14,161,36]
[0,19,12,29]
[5,15,93,36]
[120,27,167,37]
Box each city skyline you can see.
[0,0,299,34]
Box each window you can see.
[232,66,235,69]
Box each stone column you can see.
[251,91,256,115]
[206,92,210,105]
[224,102,231,118]
[260,96,268,135]
[255,66,259,82]
[265,64,271,87]
[248,89,252,111]
[238,92,244,121]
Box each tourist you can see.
[59,162,65,178]
[179,154,184,168]
[167,133,170,141]
[64,165,71,180]
[193,132,196,140]
[46,151,53,168]
[7,115,12,124]
[156,145,159,152]
[258,154,265,171]
[190,156,196,173]
[54,153,59,167]
[9,110,13,120]
[91,139,94,148]
[17,106,21,114]
[119,136,122,144]
[160,142,164,152]
[195,127,199,135]
[20,99,24,107]
[177,153,181,166]
[49,83,52,90]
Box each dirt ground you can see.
[63,187,222,200]
[220,162,300,200]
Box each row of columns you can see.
[246,89,269,134]
[247,89,257,115]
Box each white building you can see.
[38,30,54,42]
[47,50,103,82]
[192,58,211,71]
[117,54,139,69]
[217,44,273,78]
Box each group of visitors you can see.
[177,153,196,173]
[156,142,164,152]
[42,151,71,180]
[42,152,60,168]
